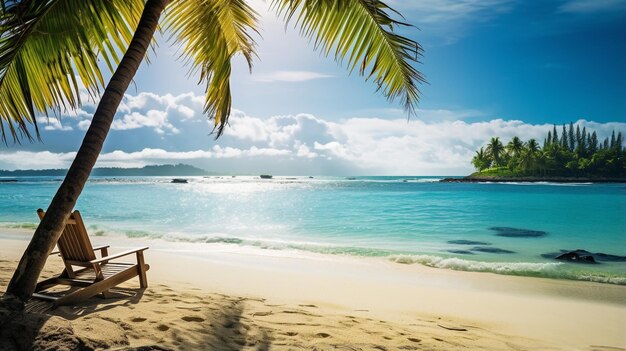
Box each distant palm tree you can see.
[472,147,489,171]
[1,0,425,305]
[535,151,548,176]
[486,137,504,167]
[506,136,524,157]
[526,139,540,154]
[518,149,535,173]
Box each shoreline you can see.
[2,226,626,287]
[2,232,626,349]
[440,176,626,183]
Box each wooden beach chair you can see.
[33,209,150,307]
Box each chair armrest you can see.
[92,245,110,251]
[90,247,149,264]
[50,245,109,256]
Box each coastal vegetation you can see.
[0,1,424,306]
[471,123,625,178]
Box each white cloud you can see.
[0,146,292,170]
[252,71,333,83]
[36,117,73,131]
[0,150,77,169]
[559,0,626,13]
[78,120,91,131]
[12,92,625,175]
[112,110,179,134]
[296,143,318,159]
[390,0,514,23]
[176,105,195,119]
[35,91,203,135]
[385,0,515,44]
[6,110,623,175]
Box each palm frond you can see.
[272,0,425,115]
[0,0,144,143]
[165,0,258,137]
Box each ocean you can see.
[1,176,625,284]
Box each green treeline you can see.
[472,123,625,177]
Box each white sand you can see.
[1,230,625,350]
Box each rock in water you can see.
[544,249,626,263]
[555,251,597,264]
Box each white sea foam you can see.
[388,254,626,285]
[389,254,561,273]
[482,181,593,186]
[401,178,442,183]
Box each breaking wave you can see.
[388,254,626,285]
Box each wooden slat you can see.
[32,293,59,302]
[73,211,96,261]
[53,266,139,307]
[55,278,94,287]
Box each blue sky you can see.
[1,0,625,174]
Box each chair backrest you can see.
[37,209,96,263]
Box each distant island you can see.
[443,123,625,183]
[0,164,210,177]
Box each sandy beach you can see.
[1,229,625,350]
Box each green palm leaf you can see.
[165,0,258,137]
[0,0,143,143]
[272,0,425,114]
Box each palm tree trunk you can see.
[2,0,170,308]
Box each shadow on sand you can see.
[0,285,273,351]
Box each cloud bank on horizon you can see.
[1,91,623,175]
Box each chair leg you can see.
[136,251,148,288]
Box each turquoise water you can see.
[1,176,625,284]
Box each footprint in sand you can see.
[407,337,421,343]
[316,332,331,338]
[131,317,147,323]
[181,316,205,323]
[157,324,170,331]
[284,332,298,336]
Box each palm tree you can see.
[518,148,535,174]
[535,150,548,176]
[518,139,539,174]
[0,0,425,306]
[485,137,504,167]
[506,136,524,157]
[471,147,489,171]
[526,139,540,154]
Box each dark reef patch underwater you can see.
[446,249,476,255]
[470,246,515,254]
[489,227,547,238]
[447,240,491,245]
